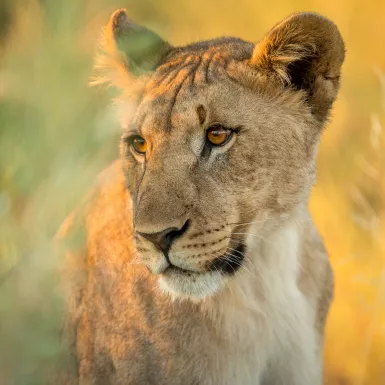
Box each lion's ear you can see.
[91,9,171,90]
[251,12,345,121]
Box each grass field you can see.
[0,1,384,384]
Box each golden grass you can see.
[0,1,383,384]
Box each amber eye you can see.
[130,135,147,155]
[206,125,232,146]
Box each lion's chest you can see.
[205,342,264,385]
[202,308,272,385]
[78,280,311,385]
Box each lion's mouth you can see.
[162,264,198,276]
[156,238,247,299]
[162,241,246,277]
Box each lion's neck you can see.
[201,207,308,342]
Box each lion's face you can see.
[97,10,344,299]
[121,64,317,299]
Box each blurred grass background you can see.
[0,0,384,384]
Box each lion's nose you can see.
[137,220,190,254]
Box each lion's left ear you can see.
[250,12,345,122]
[91,9,171,90]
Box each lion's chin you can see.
[157,268,226,301]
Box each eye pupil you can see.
[131,135,147,154]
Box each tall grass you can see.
[0,1,384,384]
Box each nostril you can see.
[137,220,190,254]
[172,219,190,239]
[138,227,178,251]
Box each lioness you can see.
[58,9,345,385]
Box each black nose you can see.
[137,220,190,254]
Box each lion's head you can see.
[93,9,344,300]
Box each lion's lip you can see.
[162,264,200,276]
[145,254,201,276]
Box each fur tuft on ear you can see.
[90,9,170,93]
[251,12,345,121]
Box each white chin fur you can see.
[158,270,226,301]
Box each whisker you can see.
[227,236,281,255]
[228,216,313,228]
[223,252,258,280]
[228,220,268,227]
[127,256,141,266]
[132,270,145,287]
[210,262,236,301]
[223,231,264,237]
[224,231,280,250]
[227,246,259,273]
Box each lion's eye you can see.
[206,125,232,146]
[130,135,147,155]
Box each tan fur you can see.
[58,10,344,384]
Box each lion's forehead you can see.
[132,41,302,138]
[146,49,245,98]
[133,44,253,130]
[148,38,254,92]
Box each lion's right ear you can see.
[90,9,171,90]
